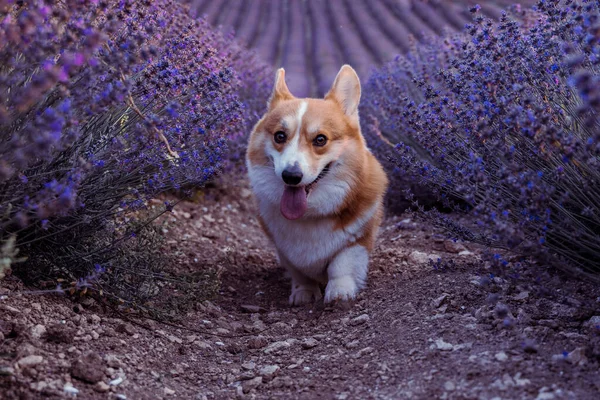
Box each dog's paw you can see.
[324,276,358,303]
[289,284,322,306]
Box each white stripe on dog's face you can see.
[268,101,312,184]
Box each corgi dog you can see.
[246,65,388,305]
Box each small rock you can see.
[168,335,183,344]
[269,375,293,389]
[0,366,15,376]
[259,365,280,382]
[242,376,262,393]
[247,336,268,350]
[94,381,110,392]
[513,291,530,301]
[105,354,122,368]
[164,387,175,396]
[194,341,213,350]
[263,340,292,354]
[237,371,255,381]
[409,251,438,265]
[1,305,20,314]
[109,376,124,386]
[301,338,319,349]
[567,347,587,365]
[71,352,105,383]
[17,355,43,368]
[522,339,538,354]
[115,323,135,335]
[350,314,370,326]
[64,383,79,395]
[240,304,266,314]
[240,188,252,199]
[345,340,360,349]
[30,324,47,340]
[585,316,600,330]
[443,381,455,391]
[495,351,508,362]
[227,342,244,354]
[355,347,374,358]
[435,339,454,351]
[432,293,450,309]
[444,240,466,254]
[241,361,256,371]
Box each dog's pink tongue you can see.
[280,186,307,220]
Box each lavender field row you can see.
[188,0,537,97]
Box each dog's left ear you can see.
[325,65,361,122]
[268,68,294,109]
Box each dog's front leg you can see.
[278,252,323,306]
[324,245,369,303]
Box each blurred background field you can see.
[187,0,536,97]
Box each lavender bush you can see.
[363,0,600,277]
[0,0,263,302]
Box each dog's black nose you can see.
[282,164,303,185]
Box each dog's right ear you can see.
[268,68,294,109]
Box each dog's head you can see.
[247,65,367,220]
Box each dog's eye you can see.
[313,134,327,147]
[274,131,287,144]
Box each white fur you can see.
[270,101,314,184]
[248,100,379,305]
[324,245,369,303]
[248,160,377,305]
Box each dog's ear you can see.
[325,65,361,121]
[268,68,294,109]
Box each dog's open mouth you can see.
[280,163,332,220]
[304,162,332,195]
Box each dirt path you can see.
[1,184,600,399]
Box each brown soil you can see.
[1,182,600,399]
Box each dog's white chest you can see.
[260,204,349,271]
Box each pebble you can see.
[240,304,266,313]
[0,366,15,376]
[109,376,124,386]
[63,383,79,395]
[168,335,183,344]
[522,339,538,354]
[301,338,319,349]
[241,361,256,371]
[17,355,43,368]
[443,240,467,254]
[409,251,438,265]
[71,352,105,383]
[495,351,508,362]
[264,340,294,354]
[30,324,47,339]
[443,381,456,391]
[164,387,175,396]
[435,339,454,351]
[259,365,280,382]
[242,376,262,393]
[567,347,587,365]
[237,371,255,381]
[247,336,268,349]
[105,354,122,368]
[350,314,370,326]
[513,291,530,301]
[94,381,110,392]
[194,341,213,350]
[240,188,252,199]
[432,294,450,309]
[1,305,20,314]
[585,316,600,330]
